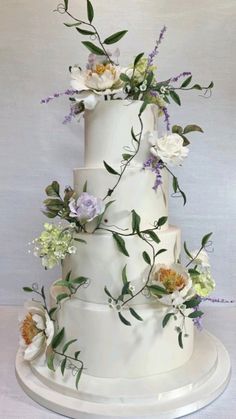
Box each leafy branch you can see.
[184,232,213,268]
[56,0,127,64]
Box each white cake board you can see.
[15,331,231,419]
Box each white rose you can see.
[149,132,189,166]
[19,301,54,361]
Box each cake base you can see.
[15,331,231,419]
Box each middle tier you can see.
[74,166,169,232]
[61,226,181,305]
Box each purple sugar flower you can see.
[41,89,78,104]
[171,72,192,83]
[162,106,171,131]
[147,25,167,67]
[69,193,105,224]
[143,155,163,191]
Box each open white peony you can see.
[20,301,54,361]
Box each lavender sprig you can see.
[162,106,171,131]
[171,72,192,83]
[143,156,163,191]
[41,89,78,104]
[147,25,167,67]
[201,296,235,304]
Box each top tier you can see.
[84,100,157,168]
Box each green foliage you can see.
[46,352,55,371]
[122,265,128,285]
[133,52,144,67]
[131,210,141,233]
[142,251,151,265]
[162,312,174,328]
[76,367,83,389]
[201,232,213,248]
[147,230,160,244]
[183,124,203,134]
[129,307,143,321]
[147,284,168,296]
[188,310,204,319]
[184,297,201,309]
[183,241,192,259]
[60,358,67,376]
[76,27,95,36]
[169,90,181,106]
[178,331,183,349]
[112,233,129,257]
[56,293,69,304]
[22,287,33,292]
[103,160,120,175]
[155,248,167,257]
[45,181,60,197]
[120,73,131,83]
[52,328,65,350]
[157,216,168,227]
[181,75,192,88]
[62,339,77,354]
[118,312,131,326]
[104,30,128,45]
[86,0,94,23]
[82,41,104,55]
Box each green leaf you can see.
[129,307,143,321]
[139,101,148,116]
[49,307,57,318]
[181,134,190,146]
[122,153,132,161]
[62,339,77,354]
[54,280,71,288]
[64,0,69,12]
[122,265,128,284]
[169,90,181,106]
[71,276,88,285]
[82,41,104,56]
[42,210,58,219]
[191,84,202,90]
[87,0,94,23]
[134,52,144,67]
[112,233,129,257]
[103,160,120,175]
[157,216,168,227]
[131,127,138,143]
[183,241,192,259]
[178,331,183,349]
[121,281,131,296]
[118,312,131,326]
[184,297,200,309]
[83,181,88,192]
[147,230,160,244]
[188,310,204,319]
[155,248,167,257]
[65,271,71,282]
[76,367,83,389]
[46,352,55,371]
[120,73,130,83]
[180,188,187,206]
[181,75,192,88]
[162,312,174,328]
[45,181,60,197]
[23,287,33,292]
[74,350,80,360]
[60,357,67,376]
[56,293,69,304]
[148,284,168,296]
[44,198,64,208]
[172,125,183,135]
[76,27,95,36]
[131,209,141,233]
[52,327,65,350]
[208,81,214,89]
[201,232,212,248]
[142,251,151,265]
[74,237,87,244]
[64,22,82,28]
[188,268,200,277]
[183,125,204,134]
[104,286,113,299]
[104,30,128,45]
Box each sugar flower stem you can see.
[63,9,113,64]
[103,115,144,200]
[53,349,84,368]
[97,224,160,237]
[185,245,205,268]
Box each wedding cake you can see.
[16,1,231,418]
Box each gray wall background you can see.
[1,0,236,305]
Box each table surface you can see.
[0,305,235,419]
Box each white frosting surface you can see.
[84,100,158,168]
[74,166,168,232]
[62,227,181,304]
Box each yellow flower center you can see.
[21,313,40,345]
[155,268,186,293]
[92,64,116,77]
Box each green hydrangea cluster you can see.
[33,223,76,269]
[132,57,157,84]
[192,271,215,297]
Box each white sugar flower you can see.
[148,132,189,166]
[70,63,124,110]
[19,301,54,361]
[190,249,210,268]
[151,263,194,307]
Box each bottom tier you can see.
[51,292,194,378]
[15,331,231,419]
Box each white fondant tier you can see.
[74,166,168,232]
[84,100,157,168]
[62,226,180,304]
[50,294,194,378]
